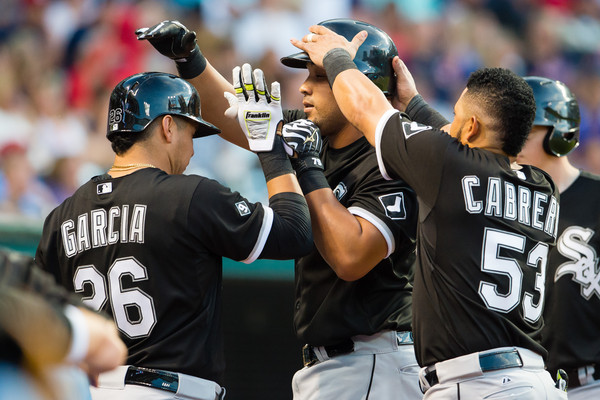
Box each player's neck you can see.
[109,150,164,177]
[327,124,363,149]
[544,157,580,193]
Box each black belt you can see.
[302,339,354,367]
[125,366,179,393]
[424,349,523,387]
[563,365,600,388]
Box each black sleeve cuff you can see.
[405,94,450,129]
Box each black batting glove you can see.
[282,119,323,175]
[135,20,207,79]
[282,119,329,194]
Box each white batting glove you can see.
[224,63,283,152]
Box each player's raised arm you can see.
[290,26,393,146]
[136,20,249,149]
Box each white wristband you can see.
[63,305,90,363]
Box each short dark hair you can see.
[108,119,154,155]
[465,68,536,156]
[107,115,189,155]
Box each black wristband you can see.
[175,45,207,79]
[297,169,330,195]
[257,135,294,182]
[323,48,358,88]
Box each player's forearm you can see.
[187,63,250,149]
[306,190,387,281]
[326,61,393,149]
[265,174,303,197]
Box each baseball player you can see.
[292,26,569,399]
[136,19,422,399]
[35,71,313,399]
[518,76,600,399]
[0,248,127,400]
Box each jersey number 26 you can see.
[73,257,157,339]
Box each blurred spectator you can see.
[0,142,56,220]
[0,0,600,222]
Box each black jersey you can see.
[376,110,560,367]
[284,110,418,347]
[541,171,600,373]
[35,168,296,384]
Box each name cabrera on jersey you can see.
[375,110,560,366]
[35,168,275,383]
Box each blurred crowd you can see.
[1,0,599,223]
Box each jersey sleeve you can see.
[283,109,308,124]
[346,168,417,258]
[374,110,453,207]
[188,178,273,263]
[35,210,63,285]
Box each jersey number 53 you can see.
[479,227,548,323]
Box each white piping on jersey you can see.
[241,205,274,264]
[374,109,400,181]
[347,206,395,258]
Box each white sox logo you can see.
[378,192,407,220]
[555,226,600,300]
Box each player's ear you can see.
[160,115,175,143]
[462,115,480,144]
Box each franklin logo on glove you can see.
[245,112,271,119]
[224,63,283,151]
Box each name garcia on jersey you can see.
[462,175,559,238]
[61,204,147,257]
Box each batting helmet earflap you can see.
[107,72,220,140]
[524,76,580,157]
[281,19,398,95]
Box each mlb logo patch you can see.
[378,192,407,220]
[97,182,112,195]
[333,182,347,201]
[235,201,251,216]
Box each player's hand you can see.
[391,56,419,112]
[135,20,197,61]
[290,25,366,68]
[281,119,324,175]
[224,64,283,152]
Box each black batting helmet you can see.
[281,19,398,95]
[107,72,220,140]
[524,76,580,157]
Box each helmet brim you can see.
[192,118,221,138]
[281,52,311,69]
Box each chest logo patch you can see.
[402,121,431,139]
[555,225,600,300]
[333,182,347,201]
[378,192,407,220]
[235,201,251,216]
[97,182,112,195]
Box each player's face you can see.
[299,64,349,137]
